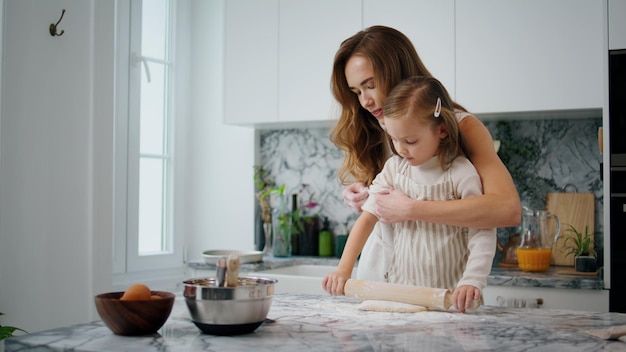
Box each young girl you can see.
[323,77,496,313]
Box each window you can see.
[114,0,188,280]
[131,0,174,259]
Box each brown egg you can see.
[150,295,161,300]
[120,283,151,301]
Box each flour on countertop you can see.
[357,300,428,313]
[270,294,485,326]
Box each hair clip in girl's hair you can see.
[434,97,442,118]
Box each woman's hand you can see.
[322,270,352,296]
[343,182,369,212]
[374,188,415,223]
[451,285,481,313]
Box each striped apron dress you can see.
[386,160,470,292]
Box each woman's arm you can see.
[342,182,369,212]
[374,116,521,228]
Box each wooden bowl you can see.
[94,291,175,335]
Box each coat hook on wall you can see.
[49,9,66,37]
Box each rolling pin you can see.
[344,279,452,310]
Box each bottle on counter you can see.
[294,183,320,256]
[290,193,300,255]
[334,222,349,258]
[299,215,320,256]
[318,217,334,257]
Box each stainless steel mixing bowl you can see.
[182,276,277,335]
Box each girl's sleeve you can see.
[362,157,399,216]
[458,227,497,290]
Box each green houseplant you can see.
[0,311,27,341]
[254,167,317,257]
[254,166,281,254]
[269,185,316,257]
[561,224,597,272]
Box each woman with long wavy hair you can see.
[327,25,520,283]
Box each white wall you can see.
[0,0,114,333]
[184,0,256,259]
[0,0,255,334]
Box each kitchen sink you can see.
[251,265,356,295]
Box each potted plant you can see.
[561,224,597,272]
[270,185,319,257]
[0,311,27,341]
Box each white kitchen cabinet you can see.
[456,0,604,115]
[609,0,626,50]
[223,0,279,124]
[278,0,361,123]
[363,0,456,99]
[483,286,609,312]
[225,0,361,126]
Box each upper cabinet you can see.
[224,0,279,124]
[456,0,604,115]
[363,0,455,99]
[278,0,361,123]
[224,1,606,125]
[609,0,626,50]
[224,0,360,125]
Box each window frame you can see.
[113,0,189,285]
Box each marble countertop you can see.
[5,293,625,351]
[188,255,604,290]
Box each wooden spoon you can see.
[226,254,240,287]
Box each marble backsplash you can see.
[257,117,604,264]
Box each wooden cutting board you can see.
[546,192,595,266]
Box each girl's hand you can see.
[322,270,352,296]
[343,183,369,212]
[374,188,414,223]
[451,285,481,313]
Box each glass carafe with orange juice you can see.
[516,207,560,272]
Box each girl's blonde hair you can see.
[329,25,467,185]
[384,76,467,170]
